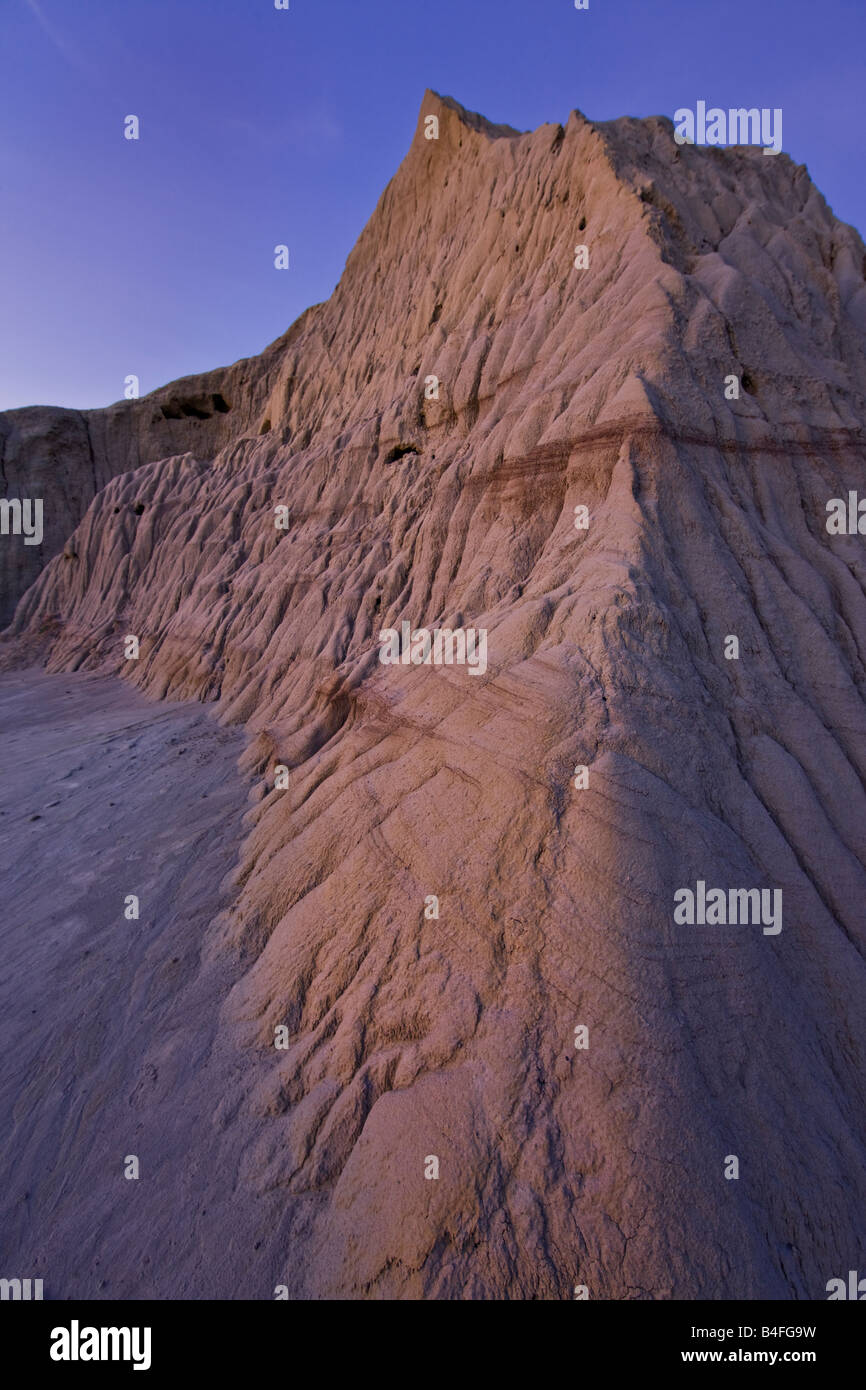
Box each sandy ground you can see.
[0,670,287,1299]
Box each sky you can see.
[1,0,864,411]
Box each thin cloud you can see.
[223,111,343,152]
[24,0,95,75]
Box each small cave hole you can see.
[384,444,418,465]
[159,392,231,422]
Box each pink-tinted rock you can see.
[2,91,865,1300]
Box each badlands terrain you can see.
[1,91,865,1299]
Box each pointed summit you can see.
[417,88,524,141]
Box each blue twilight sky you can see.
[1,0,864,411]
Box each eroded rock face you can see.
[0,352,283,626]
[2,91,866,1299]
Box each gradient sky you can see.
[2,0,864,411]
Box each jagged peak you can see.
[418,89,524,141]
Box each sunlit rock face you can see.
[2,91,865,1300]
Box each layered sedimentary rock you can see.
[2,91,866,1299]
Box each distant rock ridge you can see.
[0,354,277,626]
[2,91,866,1299]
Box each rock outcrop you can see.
[0,345,285,626]
[2,91,865,1299]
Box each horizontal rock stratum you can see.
[2,91,866,1299]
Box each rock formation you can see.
[0,347,282,627]
[2,90,865,1299]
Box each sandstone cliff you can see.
[2,91,865,1299]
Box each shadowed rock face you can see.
[2,91,866,1299]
